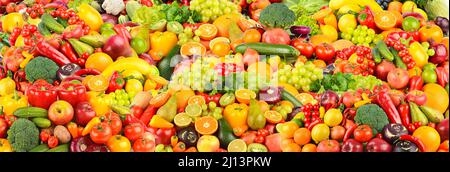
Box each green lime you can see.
[227,139,247,152]
[185,104,202,117]
[174,113,192,128]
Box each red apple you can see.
[342,91,362,108]
[387,68,410,89]
[366,138,392,152]
[375,60,396,80]
[317,140,340,152]
[48,100,74,125]
[75,101,96,126]
[437,118,449,141]
[341,139,364,152]
[405,90,427,106]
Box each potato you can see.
[54,125,71,144]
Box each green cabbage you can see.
[131,6,166,28]
[425,0,449,19]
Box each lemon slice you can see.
[174,113,192,128]
[227,139,247,152]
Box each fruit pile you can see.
[0,0,449,153]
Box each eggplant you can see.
[258,86,282,104]
[382,123,408,144]
[434,16,449,36]
[57,63,81,80]
[290,26,311,37]
[177,127,199,148]
[70,136,109,152]
[393,140,419,152]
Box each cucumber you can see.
[37,22,51,36]
[390,47,407,69]
[111,104,131,115]
[29,144,50,152]
[47,144,69,152]
[376,41,394,61]
[281,89,303,107]
[41,13,64,34]
[372,48,382,64]
[13,107,48,118]
[235,43,300,57]
[32,118,52,128]
[56,17,69,28]
[158,45,181,80]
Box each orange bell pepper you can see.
[223,103,249,136]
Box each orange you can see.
[195,116,218,135]
[413,126,441,152]
[388,1,403,12]
[175,89,195,109]
[149,115,174,128]
[213,13,242,38]
[235,89,256,104]
[281,138,294,149]
[408,66,422,77]
[310,34,332,46]
[149,92,171,108]
[282,143,301,152]
[85,53,113,72]
[391,11,403,27]
[180,42,206,57]
[86,75,108,92]
[301,143,317,152]
[264,110,283,124]
[423,83,449,114]
[210,37,230,49]
[374,11,397,31]
[243,29,261,43]
[188,95,206,105]
[312,59,327,69]
[211,42,231,57]
[258,100,270,112]
[293,128,311,146]
[331,39,354,51]
[196,24,218,41]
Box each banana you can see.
[101,57,160,79]
[329,0,383,12]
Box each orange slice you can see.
[196,24,218,41]
[180,42,207,57]
[194,116,218,135]
[86,75,109,92]
[374,11,397,31]
[188,95,206,106]
[209,37,230,49]
[235,89,256,104]
[149,92,171,108]
[295,93,315,105]
[264,110,283,124]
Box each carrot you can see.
[184,147,197,152]
[173,142,186,152]
[66,122,79,139]
[170,136,179,148]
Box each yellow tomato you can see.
[338,14,357,33]
[77,3,103,32]
[107,135,131,152]
[2,13,24,33]
[413,126,440,152]
[324,108,343,127]
[311,124,330,143]
[125,79,144,95]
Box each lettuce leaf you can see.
[131,6,166,28]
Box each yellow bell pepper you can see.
[82,117,102,136]
[409,42,429,68]
[224,103,249,136]
[0,139,13,152]
[19,51,34,69]
[149,31,178,57]
[0,77,16,96]
[77,3,103,32]
[1,13,24,33]
[87,91,113,116]
[354,93,372,108]
[0,91,28,116]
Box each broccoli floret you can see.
[7,118,40,152]
[354,104,390,134]
[25,56,59,83]
[259,3,296,29]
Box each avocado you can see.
[217,118,237,148]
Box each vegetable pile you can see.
[0,0,449,153]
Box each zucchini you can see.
[235,43,300,57]
[29,144,50,152]
[158,45,181,80]
[281,89,303,107]
[372,48,382,64]
[41,13,64,34]
[376,41,394,61]
[47,144,69,152]
[37,22,51,36]
[13,107,48,118]
[32,118,52,128]
[390,47,407,69]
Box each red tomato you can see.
[241,131,257,144]
[291,39,315,58]
[47,136,59,148]
[133,137,155,152]
[315,43,336,63]
[124,123,145,141]
[5,3,15,13]
[0,118,7,138]
[90,123,113,144]
[353,125,374,143]
[106,113,122,135]
[262,28,291,45]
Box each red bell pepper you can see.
[140,105,157,126]
[57,82,87,107]
[62,25,84,40]
[376,91,402,124]
[113,24,131,42]
[435,67,449,87]
[60,41,79,63]
[409,76,424,91]
[106,71,125,93]
[398,103,411,128]
[26,81,58,109]
[147,127,176,145]
[36,41,71,66]
[357,6,376,30]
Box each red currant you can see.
[30,11,38,18]
[357,56,364,63]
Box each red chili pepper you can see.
[106,71,125,93]
[377,91,402,124]
[131,105,144,119]
[343,124,357,142]
[60,41,79,63]
[140,105,157,126]
[307,120,322,131]
[399,135,426,152]
[409,76,424,91]
[435,67,449,87]
[36,41,71,66]
[398,103,411,128]
[357,6,376,30]
[73,68,101,76]
[57,82,87,107]
[25,81,58,109]
[113,24,131,42]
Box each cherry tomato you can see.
[353,125,373,143]
[133,137,155,152]
[48,136,59,148]
[124,123,145,141]
[291,38,315,58]
[315,43,335,63]
[39,130,50,142]
[90,123,113,144]
[254,135,265,144]
[6,3,16,13]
